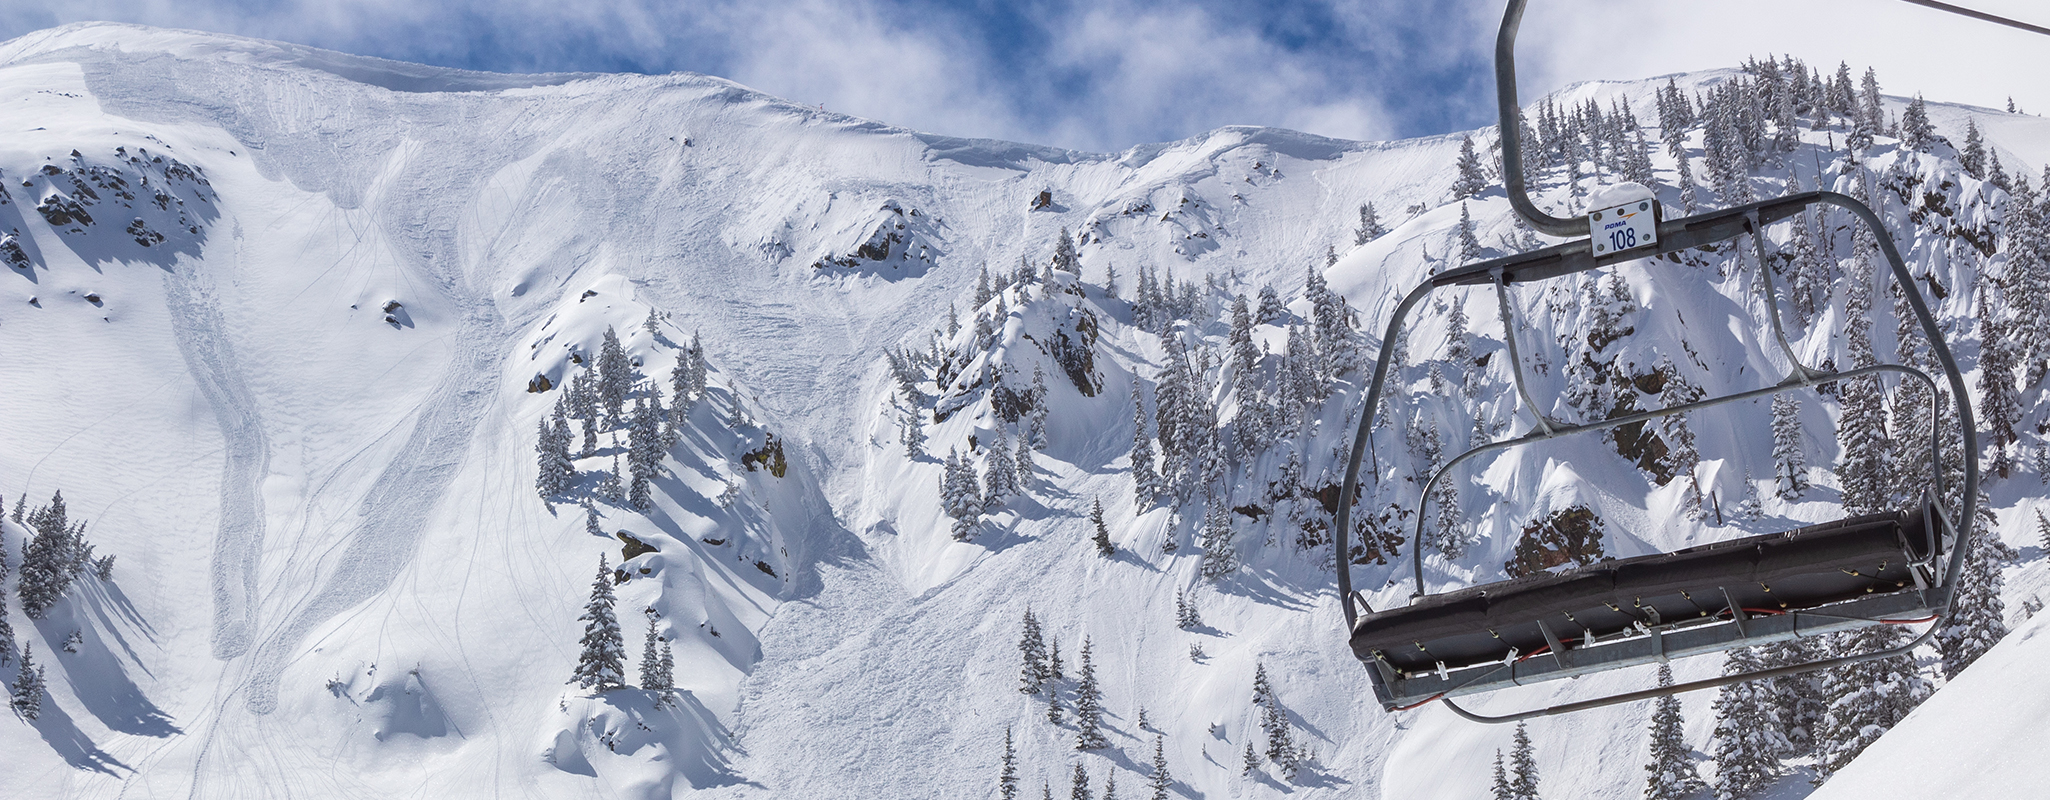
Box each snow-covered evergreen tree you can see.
[638,616,674,703]
[1507,721,1540,800]
[1814,624,1930,776]
[1148,734,1171,800]
[1771,394,1808,499]
[998,726,1019,800]
[11,643,43,720]
[1960,118,1986,178]
[597,326,632,425]
[1174,588,1201,629]
[1198,501,1236,580]
[1711,647,1790,800]
[1069,764,1090,800]
[1090,498,1115,557]
[943,448,983,541]
[1491,750,1513,800]
[1643,664,1704,800]
[984,427,1020,508]
[20,492,79,619]
[1018,608,1049,694]
[1977,303,2021,479]
[1455,203,1484,263]
[1735,468,1763,520]
[900,409,927,459]
[1938,503,2010,678]
[1899,95,1934,152]
[1029,365,1051,451]
[537,400,578,500]
[627,394,663,510]
[1073,636,1107,749]
[1453,134,1488,199]
[1255,285,1285,325]
[1355,202,1387,245]
[1052,227,1079,274]
[570,555,626,691]
[1129,384,1164,505]
[570,370,600,457]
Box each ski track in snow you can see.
[160,248,271,662]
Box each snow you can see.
[0,19,2043,800]
[1809,611,2050,799]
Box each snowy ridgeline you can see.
[4,23,2050,800]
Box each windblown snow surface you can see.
[0,22,2048,800]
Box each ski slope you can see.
[0,22,2044,800]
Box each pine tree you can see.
[598,452,624,503]
[1937,500,2010,678]
[627,395,663,510]
[19,492,76,619]
[1736,468,1763,520]
[1070,764,1092,800]
[1899,95,1934,151]
[1455,203,1484,262]
[1046,677,1064,725]
[1053,227,1079,274]
[999,726,1019,800]
[1130,384,1164,505]
[1453,134,1489,199]
[597,326,632,425]
[1711,648,1790,800]
[1019,608,1049,694]
[1814,624,1930,776]
[1960,118,1987,178]
[1771,394,1809,499]
[584,503,602,537]
[900,409,927,459]
[2038,509,2050,554]
[571,370,600,457]
[1255,285,1284,325]
[1508,721,1540,800]
[638,617,674,701]
[1049,638,1063,681]
[985,427,1020,507]
[1016,432,1036,491]
[1174,588,1202,629]
[1148,735,1172,800]
[535,401,576,500]
[1074,636,1108,749]
[1977,305,2021,479]
[1491,750,1513,800]
[1644,664,1704,800]
[1090,498,1115,557]
[10,643,42,720]
[1103,263,1120,299]
[1198,501,1236,580]
[1355,202,1387,245]
[1102,771,1117,800]
[943,448,983,541]
[1029,365,1051,451]
[571,556,626,691]
[1242,739,1260,775]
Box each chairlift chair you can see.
[1330,0,1983,724]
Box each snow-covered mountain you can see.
[1,22,2047,800]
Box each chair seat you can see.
[1351,506,1935,675]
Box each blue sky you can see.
[3,0,2046,153]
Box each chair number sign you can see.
[1590,201,1658,256]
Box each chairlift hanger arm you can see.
[1495,0,1583,238]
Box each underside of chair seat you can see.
[1351,506,1935,675]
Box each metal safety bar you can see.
[1331,0,1981,723]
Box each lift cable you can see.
[1898,0,2050,38]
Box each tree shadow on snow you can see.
[25,695,129,775]
[47,588,181,738]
